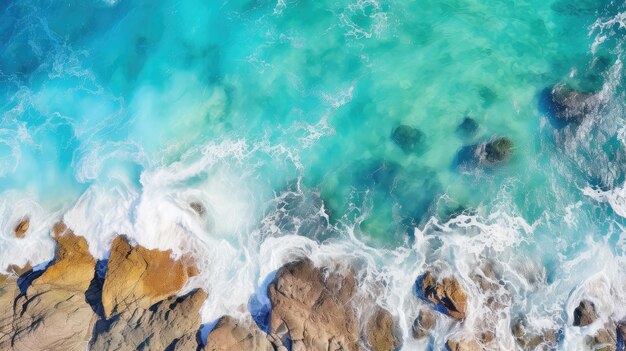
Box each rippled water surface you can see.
[2,0,626,349]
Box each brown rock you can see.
[31,223,96,292]
[586,322,616,351]
[268,258,359,351]
[0,273,20,347]
[10,289,96,351]
[418,272,468,320]
[446,339,481,351]
[412,309,436,339]
[101,235,198,318]
[14,217,29,238]
[205,315,273,351]
[0,223,97,351]
[91,289,207,351]
[367,307,402,351]
[574,300,598,327]
[512,319,559,350]
[190,202,205,215]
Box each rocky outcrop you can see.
[586,322,617,351]
[0,223,97,351]
[268,258,359,351]
[391,125,424,153]
[31,223,96,291]
[366,307,402,351]
[90,289,207,351]
[540,85,601,128]
[101,235,198,318]
[416,272,468,320]
[412,309,436,339]
[446,338,481,351]
[512,318,560,350]
[205,315,273,351]
[14,218,29,238]
[573,300,598,327]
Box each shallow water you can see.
[2,0,626,349]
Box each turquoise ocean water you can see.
[2,0,626,349]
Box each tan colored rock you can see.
[0,223,97,351]
[10,289,96,351]
[418,272,468,320]
[102,235,198,318]
[14,217,29,238]
[91,288,207,351]
[31,223,95,292]
[268,258,359,351]
[0,273,20,347]
[412,309,436,339]
[205,315,273,351]
[574,300,598,327]
[367,307,402,351]
[446,339,481,351]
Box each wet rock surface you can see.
[205,315,273,351]
[539,84,601,128]
[90,289,207,351]
[512,318,560,350]
[14,218,29,238]
[0,223,208,351]
[102,235,198,318]
[573,300,598,327]
[586,322,617,351]
[0,223,97,351]
[416,271,468,320]
[366,307,402,351]
[267,258,360,351]
[412,309,436,339]
[446,338,481,351]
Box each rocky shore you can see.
[1,222,625,351]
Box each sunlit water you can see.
[1,0,626,349]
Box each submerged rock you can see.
[539,84,600,128]
[0,223,97,351]
[101,235,198,318]
[14,217,29,238]
[446,339,481,351]
[366,307,402,351]
[456,137,513,168]
[267,258,359,351]
[416,271,468,320]
[412,309,436,339]
[91,289,206,351]
[205,315,273,351]
[456,117,479,138]
[574,300,598,327]
[391,125,424,153]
